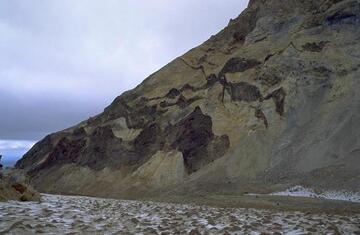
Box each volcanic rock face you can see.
[16,0,360,198]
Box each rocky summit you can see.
[16,0,360,199]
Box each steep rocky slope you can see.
[16,0,360,198]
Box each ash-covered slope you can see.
[16,0,360,198]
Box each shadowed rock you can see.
[79,125,126,169]
[230,3,259,43]
[302,41,329,52]
[16,135,54,170]
[73,127,87,137]
[327,11,357,25]
[166,88,181,99]
[264,88,286,116]
[206,74,221,87]
[219,57,261,78]
[134,123,165,160]
[166,107,229,173]
[35,137,86,173]
[168,107,213,173]
[255,108,269,128]
[160,95,202,109]
[225,81,262,102]
[105,97,166,129]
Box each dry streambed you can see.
[0,194,359,234]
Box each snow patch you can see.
[270,186,360,203]
[1,194,359,234]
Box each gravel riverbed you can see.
[0,194,359,234]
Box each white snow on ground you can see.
[0,194,359,234]
[270,186,360,203]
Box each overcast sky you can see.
[0,0,249,163]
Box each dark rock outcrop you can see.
[264,88,286,116]
[224,81,262,102]
[302,41,329,52]
[219,57,261,78]
[166,107,230,173]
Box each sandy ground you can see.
[0,194,359,234]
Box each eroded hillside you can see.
[16,0,360,198]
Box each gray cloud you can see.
[0,0,249,141]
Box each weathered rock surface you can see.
[0,169,40,202]
[16,0,360,198]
